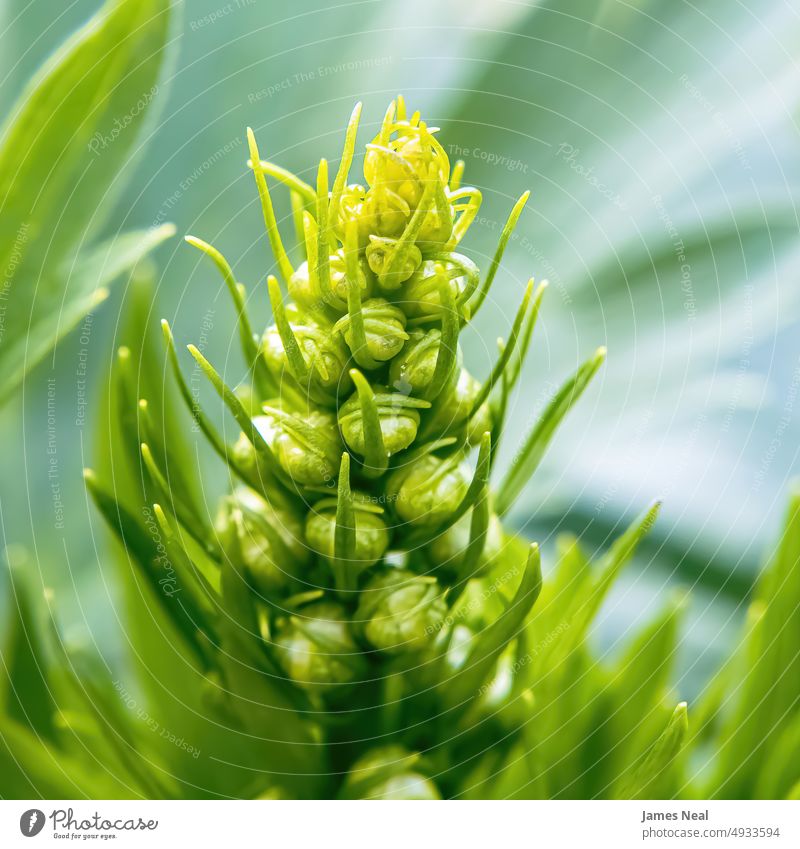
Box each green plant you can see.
[1,99,798,800]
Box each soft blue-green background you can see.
[1,0,798,695]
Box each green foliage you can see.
[0,0,177,403]
[1,95,798,802]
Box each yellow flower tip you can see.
[117,345,130,361]
[595,345,608,360]
[82,467,95,483]
[138,398,148,412]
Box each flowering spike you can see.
[246,127,294,283]
[83,100,625,800]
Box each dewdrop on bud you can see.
[388,328,460,397]
[334,298,409,365]
[402,260,468,320]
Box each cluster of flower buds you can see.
[140,97,604,797]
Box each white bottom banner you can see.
[1,800,797,848]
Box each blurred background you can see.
[1,0,798,701]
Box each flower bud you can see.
[364,147,424,210]
[426,509,505,577]
[365,236,422,288]
[262,319,352,402]
[426,368,492,444]
[340,746,440,800]
[362,188,413,239]
[388,328,460,397]
[385,454,470,528]
[273,601,366,695]
[334,298,408,365]
[288,252,374,314]
[333,183,370,246]
[338,388,428,458]
[217,487,309,594]
[286,262,319,312]
[253,409,341,487]
[402,260,467,320]
[355,568,447,654]
[328,248,374,312]
[305,494,390,570]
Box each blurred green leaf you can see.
[617,702,688,799]
[1,549,55,739]
[0,0,177,402]
[707,488,800,798]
